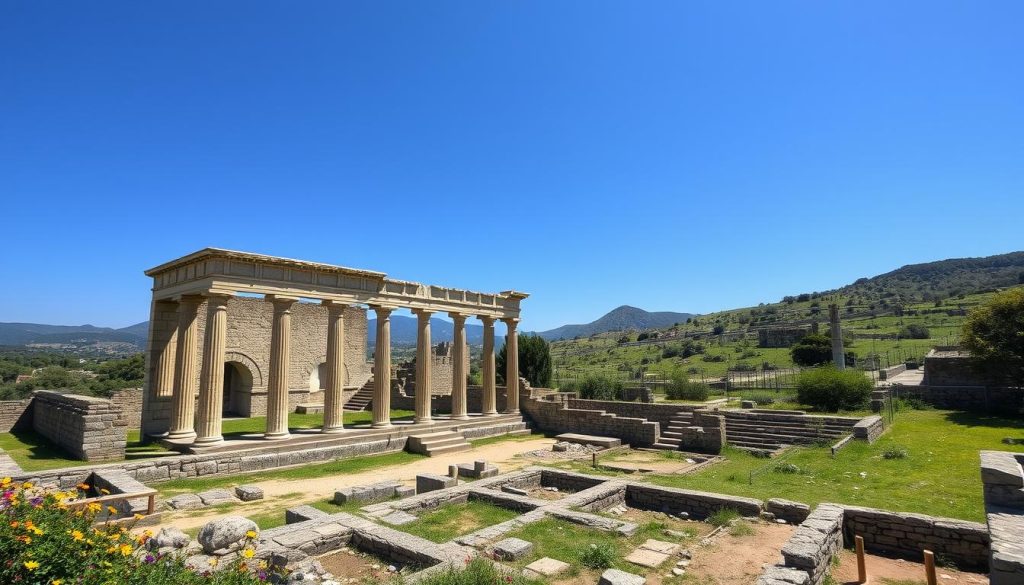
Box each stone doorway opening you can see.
[223,361,254,416]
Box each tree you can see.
[790,334,833,366]
[497,334,552,388]
[796,366,872,412]
[898,324,930,339]
[961,288,1024,385]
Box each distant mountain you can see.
[369,316,486,347]
[535,306,697,341]
[834,251,1024,302]
[0,322,148,348]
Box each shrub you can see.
[665,375,710,401]
[790,334,833,367]
[883,446,909,459]
[729,520,755,537]
[728,363,756,372]
[795,367,872,412]
[707,507,740,527]
[421,558,537,585]
[0,479,281,584]
[774,463,801,474]
[898,324,930,339]
[575,375,624,400]
[577,542,617,569]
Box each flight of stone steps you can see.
[343,380,375,412]
[406,430,472,457]
[651,413,695,451]
[720,411,853,454]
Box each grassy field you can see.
[0,409,417,472]
[398,500,519,543]
[558,409,1024,522]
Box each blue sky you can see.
[1,2,1022,332]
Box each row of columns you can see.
[154,294,521,449]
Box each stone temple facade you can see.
[140,248,527,452]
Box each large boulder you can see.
[197,516,259,554]
[148,526,191,551]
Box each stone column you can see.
[371,305,394,428]
[154,300,179,399]
[503,318,520,413]
[322,301,348,433]
[193,294,231,449]
[479,316,498,416]
[449,312,469,420]
[265,295,297,440]
[167,295,202,440]
[413,309,433,425]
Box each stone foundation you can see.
[32,391,127,461]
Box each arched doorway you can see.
[223,361,254,416]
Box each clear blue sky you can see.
[2,2,1022,332]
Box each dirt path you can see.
[159,436,556,531]
[832,549,988,584]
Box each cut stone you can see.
[501,485,529,496]
[379,511,418,526]
[167,493,204,510]
[639,539,681,555]
[523,557,571,578]
[197,488,236,506]
[491,537,534,561]
[235,485,264,502]
[598,568,647,585]
[625,548,671,568]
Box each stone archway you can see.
[223,351,262,417]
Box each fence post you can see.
[855,535,867,584]
[923,550,937,585]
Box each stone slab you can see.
[167,493,204,510]
[235,485,264,502]
[555,433,622,449]
[490,537,534,561]
[416,473,456,494]
[638,539,680,555]
[197,488,236,506]
[625,548,671,568]
[523,557,571,578]
[599,568,646,585]
[379,511,418,526]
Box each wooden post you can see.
[855,535,867,584]
[147,494,155,515]
[592,452,597,468]
[923,550,937,585]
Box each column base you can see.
[372,421,392,429]
[483,411,500,417]
[190,436,224,451]
[264,431,291,440]
[321,425,345,434]
[165,430,197,441]
[451,414,470,421]
[502,409,520,415]
[415,417,434,425]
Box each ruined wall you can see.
[0,397,33,432]
[32,391,127,461]
[758,327,809,348]
[923,350,982,386]
[842,506,989,570]
[522,396,660,446]
[897,385,1023,414]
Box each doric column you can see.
[479,316,498,416]
[193,294,231,449]
[413,309,433,425]
[167,295,202,440]
[371,305,394,428]
[154,300,179,399]
[265,295,297,440]
[503,318,520,413]
[322,301,347,433]
[449,312,469,420]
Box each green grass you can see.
[640,409,1024,522]
[398,500,519,543]
[157,450,423,495]
[468,431,541,447]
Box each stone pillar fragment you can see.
[193,294,231,449]
[167,295,202,441]
[503,318,520,413]
[154,300,179,399]
[450,312,469,420]
[322,301,347,433]
[371,305,394,428]
[413,309,433,425]
[265,296,297,440]
[479,316,498,416]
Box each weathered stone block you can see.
[490,537,534,560]
[235,485,264,502]
[416,473,455,494]
[598,568,646,585]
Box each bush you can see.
[421,558,537,585]
[707,508,740,527]
[883,446,909,459]
[573,375,624,400]
[577,542,617,569]
[728,363,756,372]
[665,375,710,401]
[898,324,930,339]
[790,334,833,367]
[795,367,872,412]
[0,479,281,584]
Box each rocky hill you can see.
[535,305,696,341]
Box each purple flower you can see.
[257,570,267,581]
[29,497,43,507]
[144,555,155,564]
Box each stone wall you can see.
[0,397,33,432]
[841,505,989,570]
[877,363,906,381]
[522,397,659,446]
[896,384,1023,414]
[923,350,981,386]
[109,387,143,429]
[624,483,762,520]
[775,503,844,585]
[758,327,809,348]
[32,391,127,461]
[566,399,696,430]
[981,450,1024,584]
[620,386,654,403]
[852,415,884,443]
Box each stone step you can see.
[724,420,851,433]
[425,443,473,456]
[725,430,839,443]
[650,442,681,451]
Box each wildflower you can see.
[16,535,32,544]
[22,481,33,489]
[100,488,110,495]
[242,548,255,559]
[87,503,101,513]
[258,560,268,570]
[1,477,11,486]
[52,580,63,585]
[119,543,133,556]
[144,554,155,564]
[133,513,144,520]
[107,505,118,515]
[257,570,268,581]
[71,530,85,541]
[24,561,40,571]
[10,521,19,528]
[209,558,219,567]
[77,482,90,490]
[245,530,257,539]
[30,526,43,536]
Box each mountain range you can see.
[3,250,1022,351]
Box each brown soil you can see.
[832,549,988,585]
[528,487,571,500]
[318,547,410,580]
[679,521,795,585]
[601,451,703,474]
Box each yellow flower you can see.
[87,503,101,513]
[119,543,133,556]
[100,488,111,495]
[245,530,257,539]
[1,477,11,486]
[24,561,40,571]
[242,548,255,559]
[16,535,32,544]
[30,526,43,536]
[52,580,63,585]
[133,513,144,520]
[71,530,85,541]
[209,558,219,567]
[258,560,268,569]
[22,481,33,489]
[107,506,118,515]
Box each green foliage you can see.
[728,520,755,537]
[665,375,710,401]
[882,446,908,459]
[497,335,552,388]
[774,463,801,474]
[961,288,1024,385]
[707,507,740,527]
[898,324,930,339]
[577,542,617,569]
[0,479,281,584]
[790,334,833,367]
[563,374,624,400]
[0,353,145,400]
[795,367,872,412]
[415,558,538,585]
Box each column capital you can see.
[448,311,467,323]
[477,315,496,325]
[411,307,434,318]
[369,304,397,316]
[201,291,234,302]
[267,294,299,304]
[502,317,520,328]
[321,299,351,314]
